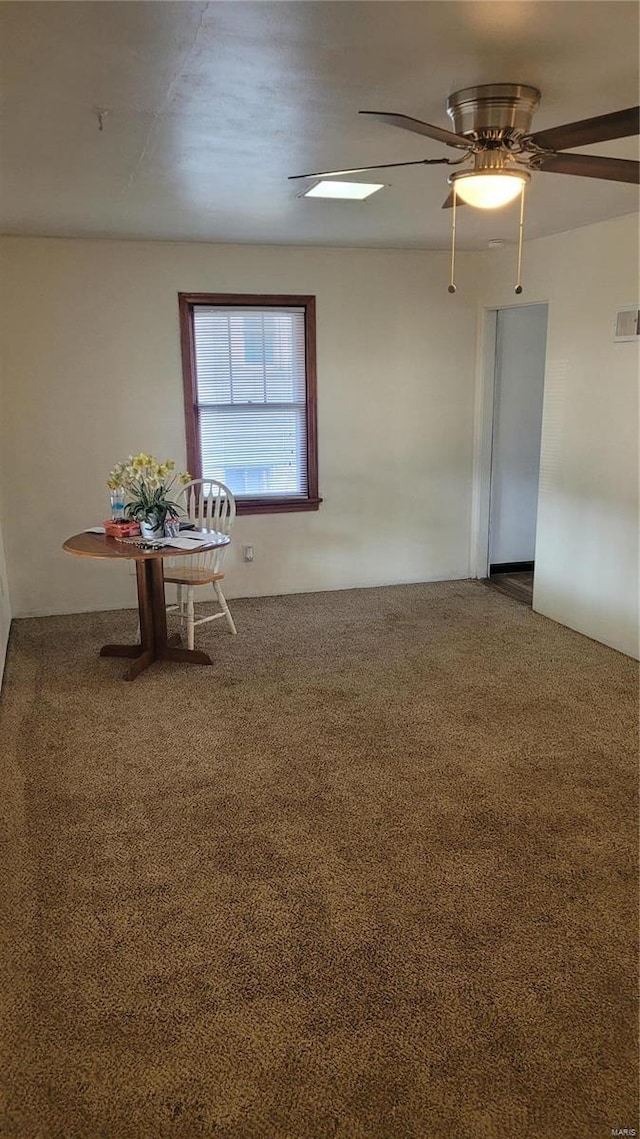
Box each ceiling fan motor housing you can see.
[446,83,541,142]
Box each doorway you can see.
[484,303,548,605]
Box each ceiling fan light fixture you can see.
[449,169,530,209]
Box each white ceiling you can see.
[1,1,638,250]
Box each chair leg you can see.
[177,584,184,617]
[214,581,237,635]
[186,586,195,650]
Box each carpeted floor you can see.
[1,580,638,1139]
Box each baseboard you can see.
[12,574,473,618]
[0,618,11,692]
[489,561,534,575]
[13,601,138,619]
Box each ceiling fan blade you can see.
[441,191,468,209]
[288,157,450,180]
[530,105,640,151]
[359,111,469,150]
[536,152,640,183]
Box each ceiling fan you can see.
[290,85,639,292]
[290,84,640,208]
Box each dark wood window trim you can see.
[179,293,321,515]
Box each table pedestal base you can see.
[100,560,213,680]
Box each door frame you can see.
[470,301,549,580]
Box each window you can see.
[179,294,320,514]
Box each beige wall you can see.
[0,347,12,683]
[0,237,480,617]
[481,213,639,659]
[1,219,637,660]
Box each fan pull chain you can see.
[448,185,457,294]
[515,183,526,294]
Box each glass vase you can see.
[110,488,125,523]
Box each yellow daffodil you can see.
[107,453,191,524]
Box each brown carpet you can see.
[1,580,638,1139]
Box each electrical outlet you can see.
[243,545,255,563]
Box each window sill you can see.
[236,497,322,516]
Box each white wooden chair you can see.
[164,479,237,649]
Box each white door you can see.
[489,304,548,568]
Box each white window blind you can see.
[192,306,308,499]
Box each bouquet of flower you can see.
[107,453,191,533]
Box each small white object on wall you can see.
[613,306,640,342]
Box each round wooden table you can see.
[63,530,231,680]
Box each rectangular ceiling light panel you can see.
[303,181,384,200]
